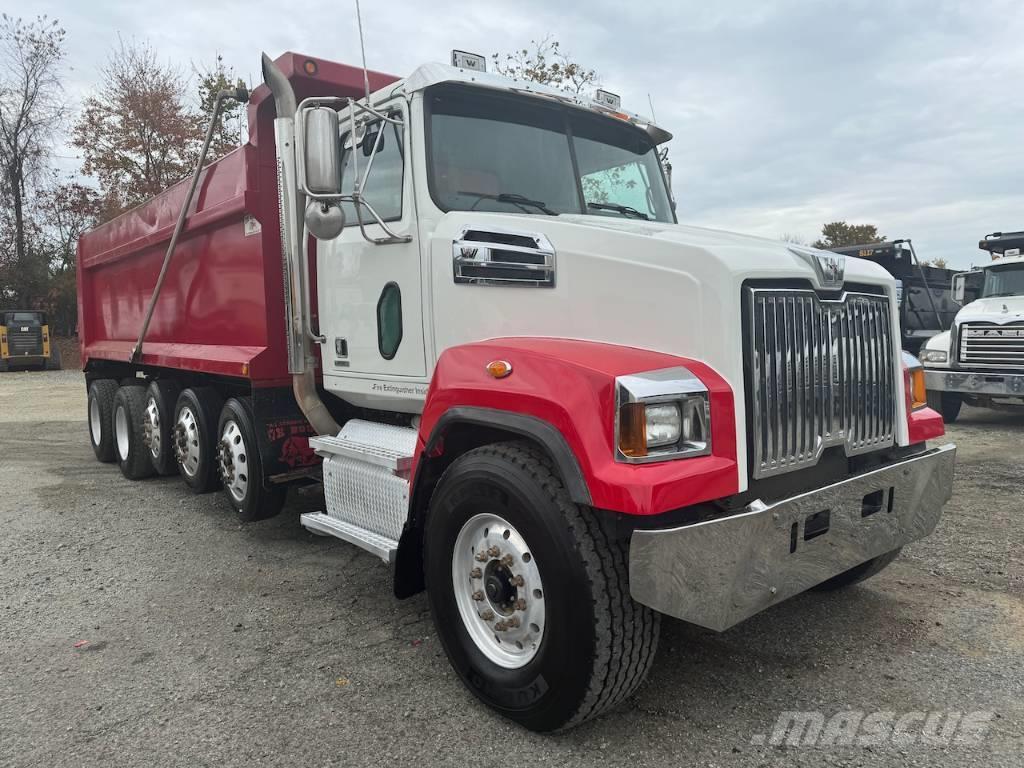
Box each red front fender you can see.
[415,338,738,516]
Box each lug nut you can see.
[514,598,527,611]
[469,568,482,579]
[472,590,484,601]
[507,616,521,629]
[500,554,515,567]
[494,620,508,632]
[479,609,494,621]
[511,575,524,587]
[486,546,501,558]
[474,552,488,562]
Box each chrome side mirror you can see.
[303,108,341,195]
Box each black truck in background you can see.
[828,240,960,353]
[0,310,62,372]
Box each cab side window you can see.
[339,114,405,225]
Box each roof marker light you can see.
[451,50,487,72]
[594,89,621,110]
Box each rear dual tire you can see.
[217,397,285,521]
[173,387,223,494]
[113,385,156,480]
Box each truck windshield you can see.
[426,85,674,223]
[982,263,1024,298]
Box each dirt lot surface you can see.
[1,370,1021,767]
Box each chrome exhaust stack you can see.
[261,53,341,436]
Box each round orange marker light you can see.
[485,360,513,379]
[303,59,318,76]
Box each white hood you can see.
[956,295,1024,325]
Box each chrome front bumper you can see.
[628,443,956,632]
[926,369,1024,397]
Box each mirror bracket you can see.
[294,96,411,246]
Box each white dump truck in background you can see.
[922,231,1024,422]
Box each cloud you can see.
[30,0,1024,267]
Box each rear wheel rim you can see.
[174,406,202,478]
[89,397,102,446]
[451,512,545,669]
[218,419,249,503]
[114,404,130,460]
[144,396,161,460]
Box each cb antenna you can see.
[355,0,372,104]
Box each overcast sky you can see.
[26,0,1024,268]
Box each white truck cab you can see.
[255,50,956,731]
[921,233,1024,422]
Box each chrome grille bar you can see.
[958,323,1024,369]
[747,288,897,479]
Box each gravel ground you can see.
[0,370,1021,767]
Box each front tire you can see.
[45,344,62,370]
[173,387,223,493]
[424,442,659,732]
[113,385,156,480]
[926,390,962,423]
[87,379,119,462]
[216,397,286,521]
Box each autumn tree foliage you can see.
[72,38,202,217]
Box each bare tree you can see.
[0,14,66,305]
[492,36,599,95]
[73,38,202,217]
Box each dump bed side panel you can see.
[76,52,399,384]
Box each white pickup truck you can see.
[921,232,1024,422]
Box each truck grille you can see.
[957,323,1024,370]
[8,326,43,356]
[746,288,897,479]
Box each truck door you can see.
[317,98,426,386]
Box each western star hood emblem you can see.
[788,246,846,289]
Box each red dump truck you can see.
[77,49,954,731]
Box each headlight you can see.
[615,367,711,463]
[920,349,948,364]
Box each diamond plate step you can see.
[308,420,417,474]
[301,512,397,563]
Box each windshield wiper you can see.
[459,191,558,216]
[587,201,650,220]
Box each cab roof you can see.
[391,62,673,145]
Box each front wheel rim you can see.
[451,513,545,669]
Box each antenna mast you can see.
[355,0,372,104]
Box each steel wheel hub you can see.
[218,419,248,503]
[143,396,160,459]
[174,406,201,478]
[452,513,545,669]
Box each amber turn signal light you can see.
[618,402,648,458]
[485,360,513,379]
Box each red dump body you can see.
[76,52,398,384]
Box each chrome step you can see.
[300,420,417,562]
[301,512,397,563]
